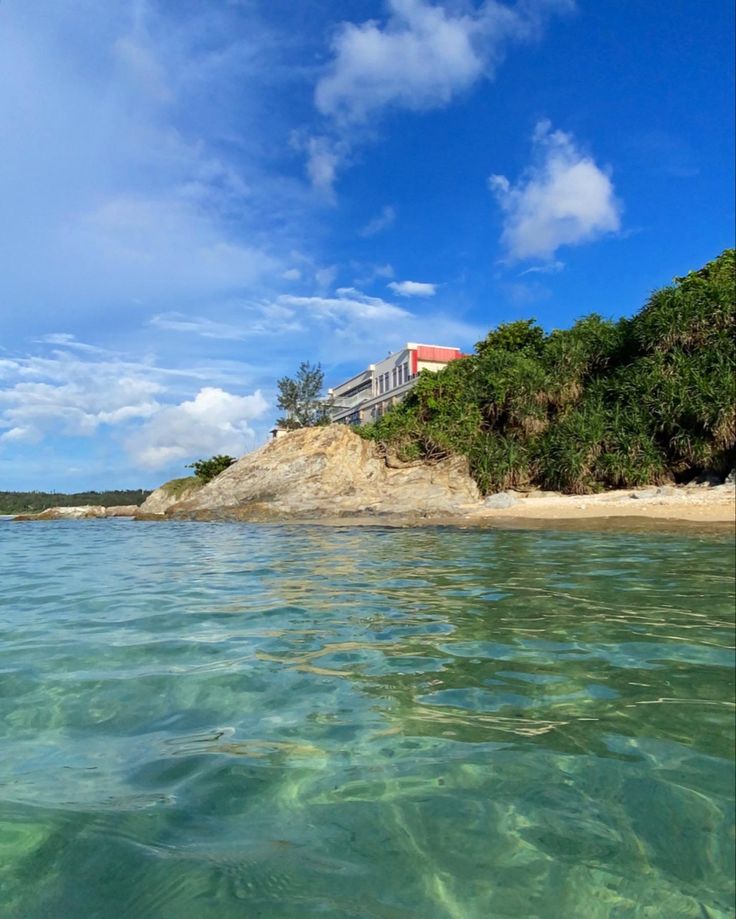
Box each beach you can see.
[466,483,736,525]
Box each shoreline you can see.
[9,484,735,535]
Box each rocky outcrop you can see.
[167,425,479,521]
[104,505,140,517]
[13,504,140,521]
[138,477,202,516]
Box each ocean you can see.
[1,519,734,917]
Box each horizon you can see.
[1,1,734,491]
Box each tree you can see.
[276,361,331,428]
[187,455,236,483]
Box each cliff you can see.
[162,425,479,521]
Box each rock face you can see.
[14,505,107,520]
[168,425,480,521]
[104,505,140,517]
[138,477,202,515]
[13,504,140,521]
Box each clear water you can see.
[1,520,734,919]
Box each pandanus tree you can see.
[359,249,735,494]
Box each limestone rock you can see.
[483,492,519,509]
[138,477,202,516]
[169,425,479,521]
[104,505,139,517]
[14,505,108,520]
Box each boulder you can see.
[169,425,479,521]
[104,505,139,517]
[483,492,519,509]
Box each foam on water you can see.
[1,520,734,917]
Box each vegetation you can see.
[187,455,236,484]
[0,489,151,515]
[276,361,331,429]
[360,250,735,494]
[160,476,202,498]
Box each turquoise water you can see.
[1,520,734,918]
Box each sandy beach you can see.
[465,483,735,525]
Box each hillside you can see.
[360,250,735,494]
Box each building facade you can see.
[328,343,463,425]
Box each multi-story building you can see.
[329,343,463,425]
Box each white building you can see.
[328,343,464,425]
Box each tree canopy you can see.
[276,361,331,428]
[360,249,735,494]
[187,455,236,483]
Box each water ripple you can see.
[0,520,733,917]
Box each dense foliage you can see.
[0,490,151,515]
[186,455,236,484]
[276,361,331,428]
[360,250,735,494]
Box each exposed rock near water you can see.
[13,505,139,520]
[167,425,480,521]
[138,477,202,515]
[483,492,518,509]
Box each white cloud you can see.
[305,136,342,196]
[315,0,571,124]
[0,368,162,443]
[306,1,571,191]
[126,387,268,469]
[282,268,302,281]
[315,265,339,288]
[150,313,250,341]
[360,205,396,237]
[490,120,622,261]
[0,1,300,331]
[388,280,437,297]
[519,260,565,276]
[280,288,409,324]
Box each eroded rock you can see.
[138,477,202,516]
[169,426,479,521]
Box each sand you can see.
[466,483,735,525]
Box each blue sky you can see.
[0,0,733,490]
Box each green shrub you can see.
[186,455,236,484]
[361,249,735,494]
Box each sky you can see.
[0,0,733,491]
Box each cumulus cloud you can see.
[126,387,268,469]
[305,1,571,191]
[388,280,437,297]
[0,370,162,444]
[360,205,396,237]
[0,343,269,472]
[315,0,571,124]
[490,120,622,261]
